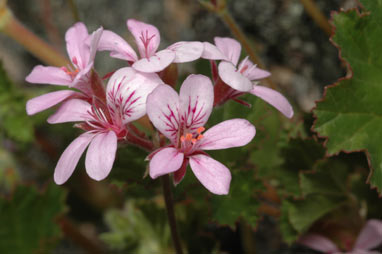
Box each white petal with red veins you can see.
[201,42,227,60]
[146,84,180,144]
[132,49,175,73]
[179,74,213,133]
[26,66,73,85]
[47,99,91,124]
[167,41,204,63]
[97,30,138,62]
[85,131,117,181]
[250,86,294,118]
[106,67,163,124]
[218,61,253,92]
[127,19,160,58]
[214,37,241,66]
[26,90,80,115]
[189,154,231,195]
[54,132,95,185]
[65,22,89,69]
[149,147,184,179]
[200,119,256,150]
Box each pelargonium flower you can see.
[50,67,162,184]
[26,23,103,115]
[202,37,294,118]
[299,219,382,254]
[146,74,256,195]
[97,19,204,73]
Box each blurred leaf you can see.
[211,170,263,228]
[101,200,171,254]
[0,62,34,143]
[280,194,345,244]
[0,183,67,253]
[272,138,326,197]
[313,1,382,193]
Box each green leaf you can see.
[0,183,67,254]
[280,194,345,244]
[272,138,326,197]
[0,62,34,143]
[101,200,171,254]
[313,1,382,193]
[211,170,263,228]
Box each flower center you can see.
[61,57,80,79]
[179,126,205,154]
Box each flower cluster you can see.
[26,19,293,195]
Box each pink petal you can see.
[88,27,104,66]
[250,86,294,118]
[298,234,340,253]
[65,22,89,69]
[132,49,175,73]
[199,119,256,150]
[127,19,160,58]
[146,85,180,144]
[54,132,94,185]
[149,147,184,179]
[238,57,271,80]
[106,67,163,124]
[47,99,91,124]
[85,131,117,181]
[354,219,382,251]
[26,66,72,85]
[179,74,213,132]
[167,41,204,63]
[214,37,241,66]
[218,61,253,92]
[26,90,79,115]
[201,42,227,60]
[97,30,138,61]
[189,154,231,195]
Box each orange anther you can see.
[191,138,197,144]
[180,135,185,142]
[197,126,205,134]
[185,133,193,141]
[197,134,204,140]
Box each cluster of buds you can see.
[26,19,293,195]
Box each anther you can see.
[185,133,193,141]
[197,126,205,134]
[72,57,78,65]
[191,138,197,144]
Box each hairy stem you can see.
[299,0,331,36]
[162,174,183,254]
[0,6,68,67]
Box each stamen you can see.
[180,135,185,142]
[191,138,197,144]
[197,134,204,140]
[197,126,205,134]
[185,133,193,141]
[72,57,78,66]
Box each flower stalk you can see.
[162,174,183,254]
[0,1,68,67]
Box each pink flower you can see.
[202,37,294,118]
[97,19,204,73]
[26,23,103,115]
[299,219,382,254]
[146,74,256,195]
[51,67,162,184]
